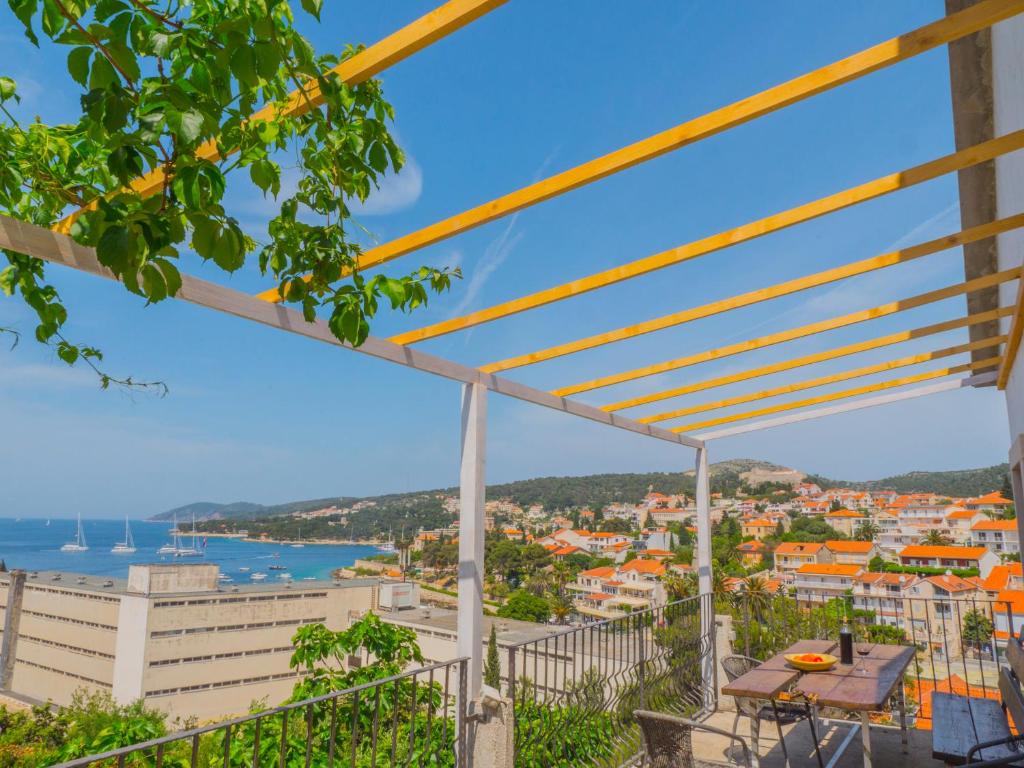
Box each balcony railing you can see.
[49,657,468,768]
[505,593,716,768]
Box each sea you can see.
[0,517,378,581]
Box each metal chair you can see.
[721,654,822,768]
[634,709,752,768]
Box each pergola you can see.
[3,0,1024,729]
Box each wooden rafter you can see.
[696,372,996,440]
[601,306,1013,412]
[256,0,1024,304]
[396,135,1024,348]
[641,335,1005,424]
[53,0,507,234]
[997,275,1024,389]
[668,357,1001,433]
[550,268,1021,396]
[478,204,1024,372]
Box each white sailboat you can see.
[174,513,202,557]
[377,527,396,554]
[60,513,89,552]
[157,516,180,554]
[111,517,137,554]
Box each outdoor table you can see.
[721,641,914,768]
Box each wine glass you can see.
[856,644,871,675]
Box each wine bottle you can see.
[839,621,853,665]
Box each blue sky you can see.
[0,1,1016,518]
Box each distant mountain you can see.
[805,463,1011,498]
[152,460,1011,523]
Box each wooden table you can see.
[721,641,915,768]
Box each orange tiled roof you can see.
[899,545,990,560]
[945,510,980,520]
[825,508,864,518]
[643,548,674,556]
[856,572,910,586]
[737,541,766,552]
[554,545,579,556]
[579,566,616,578]
[796,563,863,576]
[979,563,1014,591]
[591,531,622,538]
[972,519,1018,531]
[969,492,1014,505]
[996,589,1024,614]
[744,519,776,527]
[824,540,874,553]
[924,574,981,593]
[620,559,666,576]
[775,542,825,555]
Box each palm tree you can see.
[740,574,772,620]
[922,529,952,547]
[664,571,697,600]
[550,595,573,624]
[855,521,880,541]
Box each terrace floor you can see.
[696,710,945,767]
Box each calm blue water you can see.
[0,518,378,580]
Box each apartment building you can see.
[0,565,377,721]
[737,540,766,567]
[740,518,777,540]
[964,492,1014,514]
[902,574,987,658]
[971,519,1021,557]
[945,509,990,544]
[824,540,880,567]
[898,545,1000,577]
[793,563,863,604]
[853,572,913,627]
[567,560,667,620]
[773,542,833,581]
[823,508,868,537]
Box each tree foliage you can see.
[0,0,458,386]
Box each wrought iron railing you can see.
[505,593,716,768]
[48,658,468,768]
[728,589,1019,724]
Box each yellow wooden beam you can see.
[549,267,1021,396]
[997,276,1024,390]
[602,306,1013,412]
[476,208,1024,371]
[641,335,1005,424]
[257,0,1024,304]
[53,0,507,234]
[393,137,1024,346]
[669,357,1001,433]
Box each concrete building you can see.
[822,508,868,537]
[0,564,377,721]
[971,519,1021,556]
[793,563,863,604]
[773,542,833,581]
[898,545,1001,577]
[823,540,881,567]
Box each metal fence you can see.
[505,593,716,768]
[728,589,1019,721]
[49,658,468,768]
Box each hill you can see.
[805,463,1010,498]
[154,460,1011,534]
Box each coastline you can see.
[170,530,383,547]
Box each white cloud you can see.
[0,361,94,389]
[448,216,524,319]
[350,156,423,217]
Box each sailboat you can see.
[377,527,396,554]
[174,513,202,557]
[290,525,305,548]
[60,513,89,552]
[111,517,137,554]
[157,516,180,554]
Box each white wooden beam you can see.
[0,215,703,450]
[457,382,486,704]
[696,372,997,440]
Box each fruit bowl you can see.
[784,652,838,671]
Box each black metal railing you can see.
[727,589,1019,724]
[49,658,468,768]
[505,593,716,768]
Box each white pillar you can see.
[458,382,486,701]
[694,445,715,710]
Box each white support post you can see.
[694,445,715,710]
[458,382,487,702]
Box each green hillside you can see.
[805,463,1011,498]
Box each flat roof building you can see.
[0,564,378,721]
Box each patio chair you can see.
[720,654,820,768]
[634,709,752,768]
